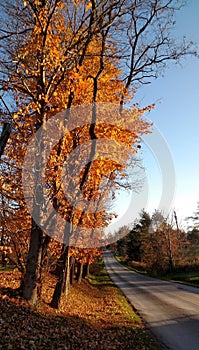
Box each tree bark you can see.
[62,254,70,296]
[77,262,83,284]
[41,234,51,267]
[50,245,69,309]
[82,262,90,279]
[0,122,11,158]
[70,256,75,285]
[22,219,43,303]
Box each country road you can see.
[103,251,199,350]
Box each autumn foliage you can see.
[0,0,193,307]
[0,0,153,307]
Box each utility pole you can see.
[167,211,179,273]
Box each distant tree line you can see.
[109,206,199,276]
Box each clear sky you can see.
[108,0,199,232]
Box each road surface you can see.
[104,251,199,350]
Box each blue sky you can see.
[108,0,199,232]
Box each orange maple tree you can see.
[0,0,157,307]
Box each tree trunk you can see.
[22,219,43,303]
[82,264,87,279]
[0,122,11,158]
[77,262,83,284]
[22,115,46,303]
[70,256,75,285]
[50,245,69,309]
[62,254,70,296]
[86,262,90,276]
[41,234,51,267]
[2,251,7,267]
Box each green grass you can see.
[88,260,114,287]
[0,266,14,273]
[88,258,142,324]
[165,271,199,287]
[117,293,141,324]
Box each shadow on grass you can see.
[164,271,199,288]
[87,274,115,290]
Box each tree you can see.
[140,210,187,274]
[116,226,130,258]
[185,203,199,265]
[0,0,196,305]
[0,122,11,158]
[115,211,151,263]
[113,209,188,274]
[186,202,199,231]
[127,224,142,262]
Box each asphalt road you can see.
[103,251,199,350]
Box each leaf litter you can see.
[0,269,160,350]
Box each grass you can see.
[0,266,15,273]
[88,259,141,325]
[165,271,199,287]
[88,260,112,286]
[117,293,140,324]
